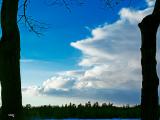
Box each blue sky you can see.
[13,0,159,106]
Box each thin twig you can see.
[62,0,71,12]
[18,0,49,35]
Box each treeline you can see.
[23,102,142,119]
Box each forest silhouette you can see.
[22,102,141,119]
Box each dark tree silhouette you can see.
[0,0,159,119]
[0,0,22,119]
[0,0,80,119]
[138,0,160,119]
[104,0,160,119]
[23,102,141,119]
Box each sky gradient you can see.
[7,0,159,106]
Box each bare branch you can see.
[17,0,49,35]
[17,0,86,35]
[44,0,85,12]
[103,0,114,10]
[44,0,63,6]
[102,0,132,9]
[62,0,71,13]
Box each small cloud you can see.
[146,0,155,7]
[21,59,35,63]
[22,86,42,96]
[119,8,152,24]
[42,75,76,92]
[84,26,92,31]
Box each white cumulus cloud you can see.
[23,4,160,105]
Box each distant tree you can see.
[93,102,99,108]
[85,101,91,107]
[77,103,83,108]
[102,103,107,108]
[25,104,32,109]
[65,104,68,107]
[108,102,113,107]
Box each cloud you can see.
[43,88,140,104]
[22,86,42,96]
[119,8,152,23]
[42,75,77,91]
[23,5,159,105]
[146,0,155,6]
[70,8,151,90]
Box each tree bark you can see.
[139,14,160,120]
[0,0,23,119]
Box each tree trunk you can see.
[0,0,23,119]
[139,14,159,120]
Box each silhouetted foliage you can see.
[10,102,143,119]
